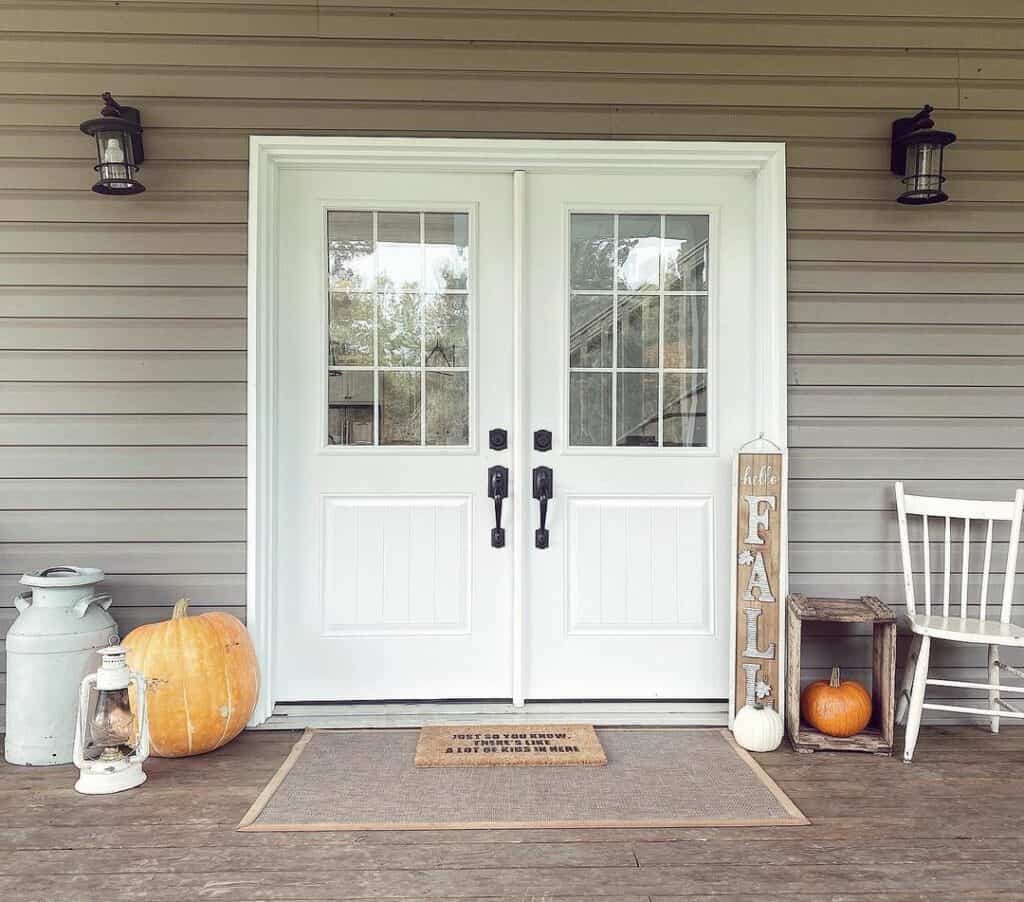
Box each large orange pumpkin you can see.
[801,666,872,738]
[123,599,259,757]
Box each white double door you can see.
[273,155,757,705]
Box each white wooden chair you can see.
[894,482,1024,761]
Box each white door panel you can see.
[274,169,515,701]
[523,171,756,699]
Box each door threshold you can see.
[256,700,728,729]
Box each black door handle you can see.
[532,466,553,549]
[488,465,508,548]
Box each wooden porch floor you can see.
[2,727,1023,901]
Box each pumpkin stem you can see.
[829,665,841,688]
[172,598,191,620]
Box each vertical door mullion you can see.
[657,213,665,448]
[511,170,527,706]
[611,213,618,448]
[419,211,427,447]
[371,210,380,446]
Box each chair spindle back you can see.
[895,482,1024,623]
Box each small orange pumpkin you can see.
[801,666,872,737]
[123,599,259,757]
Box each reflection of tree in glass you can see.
[571,234,615,290]
[380,372,420,445]
[328,292,373,366]
[377,289,421,367]
[426,372,469,445]
[429,254,468,292]
[328,237,373,291]
[425,295,468,367]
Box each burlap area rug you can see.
[414,724,607,767]
[238,728,807,831]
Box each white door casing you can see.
[247,138,787,724]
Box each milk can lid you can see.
[19,565,105,588]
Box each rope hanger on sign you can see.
[737,432,783,453]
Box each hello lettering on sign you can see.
[731,449,786,723]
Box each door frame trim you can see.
[247,137,787,725]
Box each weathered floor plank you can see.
[1,727,1023,900]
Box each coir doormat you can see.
[414,724,607,767]
[238,728,808,831]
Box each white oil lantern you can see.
[73,646,150,795]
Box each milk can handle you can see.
[13,591,31,613]
[72,594,113,618]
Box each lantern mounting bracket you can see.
[890,105,936,175]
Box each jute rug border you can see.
[238,728,808,832]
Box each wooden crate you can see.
[786,594,897,755]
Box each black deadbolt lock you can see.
[489,428,508,451]
[533,429,552,452]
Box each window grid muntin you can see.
[327,208,471,448]
[568,211,710,449]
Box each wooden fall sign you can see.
[731,448,786,723]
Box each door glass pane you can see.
[377,290,421,367]
[379,372,421,445]
[328,291,373,366]
[425,371,469,446]
[569,372,612,446]
[424,293,469,367]
[617,373,659,447]
[570,214,614,290]
[664,295,707,370]
[326,209,471,447]
[327,211,374,291]
[617,295,659,368]
[327,372,374,446]
[569,294,613,367]
[377,212,422,292]
[567,211,711,448]
[617,214,660,292]
[424,212,469,292]
[663,373,708,447]
[664,215,709,291]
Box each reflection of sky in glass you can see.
[617,214,660,292]
[377,212,423,291]
[426,212,469,292]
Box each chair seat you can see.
[906,613,1024,646]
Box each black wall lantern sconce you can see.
[80,93,145,195]
[890,105,956,205]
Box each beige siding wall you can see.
[1,1,1023,719]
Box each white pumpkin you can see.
[732,703,784,752]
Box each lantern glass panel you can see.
[903,139,945,198]
[94,127,136,189]
[84,686,137,760]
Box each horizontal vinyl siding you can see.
[1,1,1023,723]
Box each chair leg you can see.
[903,635,931,764]
[989,644,1000,734]
[901,634,925,724]
[896,633,923,726]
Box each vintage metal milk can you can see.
[5,566,119,765]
